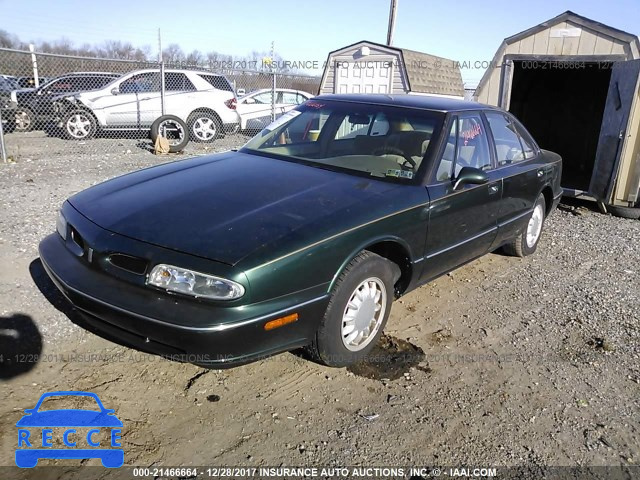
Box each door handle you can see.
[489,185,499,194]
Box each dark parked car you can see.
[11,72,120,131]
[39,95,562,368]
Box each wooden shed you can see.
[475,11,640,217]
[319,40,464,98]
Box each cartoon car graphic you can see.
[15,391,123,468]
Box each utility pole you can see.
[386,0,398,46]
[271,41,276,122]
[158,28,165,116]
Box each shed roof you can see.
[323,40,464,97]
[475,11,640,98]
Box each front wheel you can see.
[503,194,546,257]
[150,115,189,153]
[14,107,34,132]
[309,251,397,367]
[62,109,97,140]
[187,111,221,142]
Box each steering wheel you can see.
[371,146,416,170]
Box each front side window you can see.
[242,100,444,182]
[455,113,492,173]
[119,73,161,93]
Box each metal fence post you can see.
[271,70,276,122]
[0,111,8,163]
[29,44,39,88]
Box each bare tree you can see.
[162,43,185,64]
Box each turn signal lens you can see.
[264,313,298,331]
[56,210,67,240]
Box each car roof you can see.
[313,94,500,113]
[126,68,224,76]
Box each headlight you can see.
[56,210,67,240]
[147,264,245,300]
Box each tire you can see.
[14,107,34,132]
[503,194,546,257]
[309,251,398,367]
[62,108,97,140]
[187,111,221,142]
[150,115,189,153]
[607,205,640,220]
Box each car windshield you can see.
[241,99,444,182]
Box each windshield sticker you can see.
[385,169,414,179]
[264,110,302,131]
[304,101,325,109]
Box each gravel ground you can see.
[0,131,638,478]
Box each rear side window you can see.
[165,72,196,92]
[486,112,528,165]
[199,74,233,92]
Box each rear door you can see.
[421,112,500,281]
[484,111,541,245]
[590,59,640,203]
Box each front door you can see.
[421,113,500,281]
[590,59,640,203]
[102,72,161,127]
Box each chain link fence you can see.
[0,47,321,161]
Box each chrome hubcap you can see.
[15,110,31,130]
[192,117,216,141]
[67,113,92,138]
[526,203,544,248]
[159,120,185,146]
[341,277,387,352]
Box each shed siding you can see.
[320,46,406,95]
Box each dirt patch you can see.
[347,334,425,381]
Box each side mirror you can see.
[453,166,488,190]
[111,87,120,95]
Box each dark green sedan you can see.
[39,94,562,368]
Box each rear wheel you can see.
[187,111,221,142]
[14,107,34,132]
[150,115,189,153]
[62,109,97,140]
[503,194,546,257]
[309,251,397,367]
[607,205,640,220]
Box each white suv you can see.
[54,69,240,142]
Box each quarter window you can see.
[486,112,526,165]
[512,119,537,159]
[199,74,233,91]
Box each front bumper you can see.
[38,218,329,367]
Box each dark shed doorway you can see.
[508,60,612,192]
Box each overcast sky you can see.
[3,0,640,85]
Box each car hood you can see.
[69,152,399,265]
